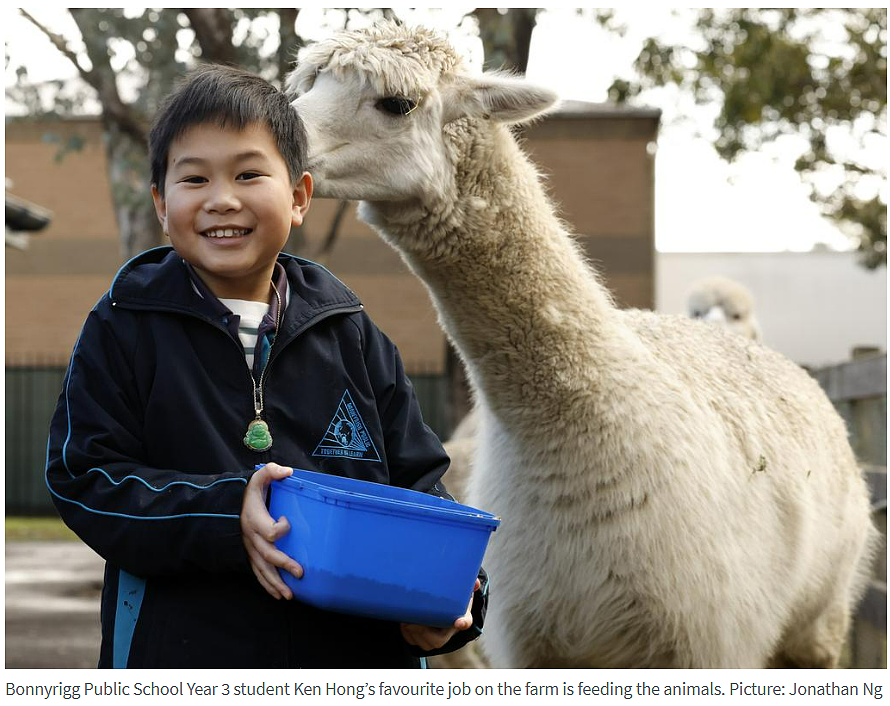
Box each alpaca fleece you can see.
[289,21,877,669]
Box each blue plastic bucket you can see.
[267,467,500,627]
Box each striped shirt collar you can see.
[184,260,290,320]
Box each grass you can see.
[5,516,79,541]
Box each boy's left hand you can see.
[400,578,481,651]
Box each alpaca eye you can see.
[376,97,417,116]
[731,313,742,321]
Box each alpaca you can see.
[431,411,488,669]
[440,405,479,504]
[687,275,762,341]
[449,273,762,516]
[287,22,876,668]
[449,273,762,505]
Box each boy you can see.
[46,65,487,668]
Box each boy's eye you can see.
[181,176,207,184]
[236,172,262,181]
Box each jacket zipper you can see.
[112,294,363,452]
[245,297,364,453]
[248,284,283,433]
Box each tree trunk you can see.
[104,122,163,260]
[277,8,301,85]
[183,9,238,65]
[473,8,538,73]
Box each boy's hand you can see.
[240,462,303,600]
[400,578,481,651]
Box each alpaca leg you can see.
[770,601,850,668]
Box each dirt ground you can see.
[5,540,103,668]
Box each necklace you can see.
[243,282,282,452]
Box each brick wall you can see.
[6,106,658,371]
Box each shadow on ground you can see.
[6,541,103,668]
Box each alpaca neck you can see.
[362,122,634,421]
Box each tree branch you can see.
[318,200,351,256]
[19,9,94,83]
[22,9,148,147]
[67,9,147,147]
[183,8,238,65]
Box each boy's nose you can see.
[203,186,241,213]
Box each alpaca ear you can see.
[448,72,559,125]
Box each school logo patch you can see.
[312,389,381,462]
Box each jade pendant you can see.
[244,418,273,452]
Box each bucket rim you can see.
[272,473,501,529]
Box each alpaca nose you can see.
[703,306,727,324]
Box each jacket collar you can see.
[183,260,289,320]
[109,246,362,332]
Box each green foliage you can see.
[41,132,86,163]
[610,8,887,268]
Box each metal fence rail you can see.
[5,362,449,515]
[5,364,67,515]
[8,353,886,668]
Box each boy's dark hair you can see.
[149,64,307,196]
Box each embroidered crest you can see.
[312,389,381,462]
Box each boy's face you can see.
[151,122,312,301]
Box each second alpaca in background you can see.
[687,275,762,341]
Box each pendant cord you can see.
[254,281,283,420]
[243,280,282,452]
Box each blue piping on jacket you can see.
[50,320,247,518]
[86,467,247,492]
[45,482,240,520]
[60,327,86,479]
[108,245,171,302]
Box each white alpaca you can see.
[440,405,479,504]
[687,275,762,341]
[288,23,876,668]
[450,274,762,506]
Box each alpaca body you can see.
[365,125,872,669]
[468,315,869,668]
[289,22,875,668]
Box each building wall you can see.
[523,111,656,311]
[6,109,658,371]
[656,251,888,368]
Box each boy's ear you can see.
[291,172,313,228]
[150,184,169,235]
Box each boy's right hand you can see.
[240,462,303,600]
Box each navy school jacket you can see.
[45,246,487,668]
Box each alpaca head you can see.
[686,275,762,341]
[286,21,558,204]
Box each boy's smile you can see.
[152,122,312,301]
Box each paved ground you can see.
[6,541,104,668]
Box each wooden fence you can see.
[811,352,887,669]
